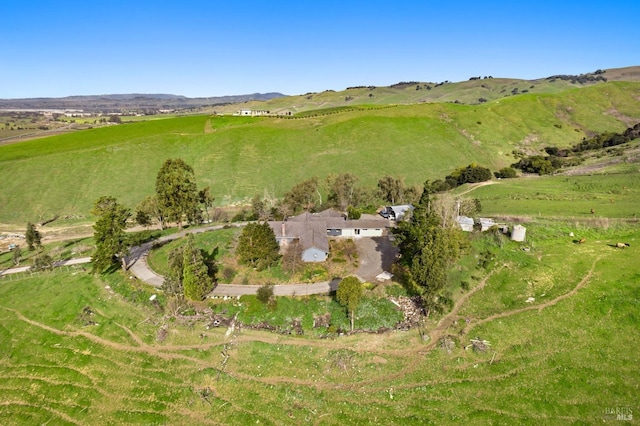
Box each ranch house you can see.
[268,209,389,262]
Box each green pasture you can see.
[1,82,640,226]
[0,222,637,424]
[464,172,640,219]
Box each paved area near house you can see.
[354,234,398,281]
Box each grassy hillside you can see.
[0,221,637,424]
[1,82,640,226]
[210,66,640,114]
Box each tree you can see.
[198,186,215,222]
[136,195,166,229]
[257,284,276,309]
[494,167,517,179]
[236,222,281,270]
[163,234,216,301]
[12,246,22,266]
[32,252,54,271]
[91,196,131,272]
[283,177,320,214]
[182,234,214,300]
[447,163,492,186]
[163,244,186,298]
[281,241,303,275]
[155,158,199,229]
[134,207,152,228]
[25,222,42,250]
[327,173,358,210]
[392,181,460,317]
[336,276,363,331]
[377,175,406,205]
[251,194,271,221]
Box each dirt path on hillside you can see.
[455,180,496,197]
[2,257,603,397]
[461,256,600,335]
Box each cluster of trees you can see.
[241,173,418,223]
[511,122,640,175]
[572,123,640,152]
[241,166,491,224]
[429,163,493,193]
[546,73,607,84]
[92,158,214,276]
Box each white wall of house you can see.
[338,228,384,238]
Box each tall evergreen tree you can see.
[392,181,458,317]
[182,234,214,301]
[25,222,42,250]
[163,234,216,301]
[155,158,199,229]
[236,222,281,270]
[91,196,131,272]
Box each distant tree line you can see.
[546,72,607,84]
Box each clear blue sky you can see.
[2,0,638,98]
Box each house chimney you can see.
[282,222,286,237]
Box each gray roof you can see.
[269,209,387,254]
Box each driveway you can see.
[354,233,398,281]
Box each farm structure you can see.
[456,215,475,232]
[269,209,388,262]
[379,204,414,221]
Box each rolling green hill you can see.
[1,81,640,226]
[209,66,640,114]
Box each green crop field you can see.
[0,221,638,424]
[1,82,640,226]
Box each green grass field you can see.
[1,221,637,424]
[459,172,640,220]
[1,82,640,226]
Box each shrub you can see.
[256,284,276,310]
[494,167,517,179]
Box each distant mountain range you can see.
[0,92,286,113]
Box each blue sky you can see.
[2,0,638,98]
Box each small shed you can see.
[478,218,495,232]
[456,216,474,232]
[511,225,527,242]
